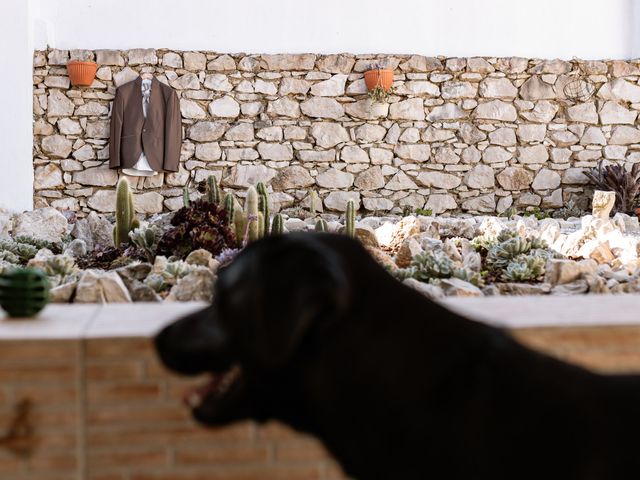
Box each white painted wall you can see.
[0,0,33,212]
[32,0,637,59]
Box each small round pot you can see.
[67,60,98,87]
[364,69,394,92]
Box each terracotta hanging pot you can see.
[364,68,394,92]
[67,60,98,87]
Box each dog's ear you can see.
[219,236,350,370]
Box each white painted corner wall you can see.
[1,0,639,211]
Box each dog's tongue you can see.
[183,376,220,408]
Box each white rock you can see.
[562,168,589,185]
[34,164,64,190]
[127,48,157,65]
[521,101,558,123]
[162,52,182,68]
[389,98,425,120]
[301,97,344,119]
[354,166,385,190]
[47,90,75,117]
[188,122,226,141]
[425,194,457,214]
[254,79,278,95]
[75,270,132,303]
[482,146,513,164]
[204,74,233,92]
[354,124,386,142]
[581,127,607,145]
[441,81,477,99]
[461,194,496,213]
[610,78,640,103]
[517,145,549,164]
[496,167,534,190]
[426,103,467,121]
[599,101,638,125]
[42,135,72,158]
[532,168,561,190]
[517,124,547,142]
[209,95,240,118]
[180,99,206,119]
[324,191,361,211]
[271,166,314,190]
[267,98,301,118]
[609,126,640,145]
[223,165,276,188]
[316,168,354,189]
[113,67,139,87]
[479,78,517,99]
[473,100,517,121]
[464,165,495,189]
[393,144,431,162]
[386,171,418,190]
[489,128,516,146]
[12,207,68,242]
[57,118,82,135]
[257,142,293,161]
[133,192,164,213]
[310,122,350,148]
[279,78,311,95]
[73,166,118,186]
[225,123,254,141]
[340,145,369,163]
[416,171,461,189]
[363,197,394,211]
[310,74,348,96]
[519,75,555,100]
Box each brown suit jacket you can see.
[109,76,182,172]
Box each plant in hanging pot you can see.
[364,65,394,117]
[67,60,98,87]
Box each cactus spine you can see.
[271,213,284,235]
[207,175,220,204]
[256,182,270,236]
[345,199,355,238]
[315,218,328,233]
[113,177,139,246]
[223,193,235,225]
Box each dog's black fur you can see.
[155,233,640,479]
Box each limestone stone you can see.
[61,159,82,171]
[464,165,495,189]
[34,164,63,189]
[425,194,457,214]
[488,127,516,146]
[47,49,69,65]
[226,148,259,161]
[113,67,139,87]
[307,122,349,148]
[47,90,75,117]
[262,54,316,70]
[340,145,369,163]
[479,78,517,99]
[532,168,561,190]
[208,55,236,71]
[180,99,206,119]
[562,168,589,185]
[426,103,467,121]
[73,167,118,187]
[272,166,314,190]
[497,167,534,190]
[75,270,132,303]
[297,150,336,162]
[183,51,206,71]
[610,79,640,103]
[354,124,386,142]
[517,145,549,164]
[399,81,440,96]
[517,193,541,207]
[610,126,640,145]
[482,146,512,164]
[462,194,496,213]
[563,101,598,124]
[75,102,108,116]
[44,76,71,89]
[458,123,486,144]
[316,168,354,189]
[531,59,571,74]
[354,166,385,190]
[550,130,579,147]
[580,127,607,145]
[517,124,547,142]
[162,52,183,68]
[519,75,555,100]
[87,190,116,212]
[310,74,348,96]
[473,100,517,121]
[467,57,494,73]
[258,127,283,142]
[96,50,124,66]
[416,171,461,189]
[389,98,425,121]
[324,191,360,211]
[85,120,110,139]
[71,144,94,162]
[592,190,616,219]
[279,78,311,95]
[462,146,482,164]
[257,142,293,161]
[223,165,277,188]
[224,123,254,141]
[204,74,233,92]
[544,259,597,286]
[370,148,394,164]
[441,81,477,99]
[254,79,277,95]
[423,127,456,142]
[600,101,638,125]
[194,143,222,161]
[57,118,82,135]
[127,49,157,65]
[188,121,226,141]
[42,135,72,158]
[399,128,421,143]
[301,97,345,119]
[393,144,431,162]
[34,118,54,135]
[209,95,240,118]
[317,55,355,73]
[12,208,68,243]
[399,55,442,72]
[363,197,394,211]
[521,101,558,123]
[434,147,460,164]
[267,98,301,118]
[386,171,418,191]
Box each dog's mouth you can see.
[183,364,243,409]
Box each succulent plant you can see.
[143,273,167,293]
[0,250,19,264]
[207,175,220,204]
[502,254,546,282]
[13,236,61,254]
[452,267,485,287]
[223,193,235,225]
[129,224,163,263]
[551,199,585,219]
[183,184,191,208]
[0,240,39,264]
[410,251,455,282]
[113,177,140,247]
[156,199,235,259]
[486,237,532,270]
[161,260,194,285]
[271,213,284,235]
[345,200,355,238]
[315,218,328,233]
[584,161,640,214]
[0,268,50,317]
[43,255,79,288]
[256,182,270,236]
[309,190,319,216]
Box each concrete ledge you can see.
[1,295,640,340]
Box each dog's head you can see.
[154,233,354,426]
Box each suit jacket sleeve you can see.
[109,88,124,169]
[163,90,182,172]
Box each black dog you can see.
[155,233,640,479]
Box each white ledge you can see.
[1,295,640,340]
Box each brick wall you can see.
[2,326,640,479]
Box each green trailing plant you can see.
[129,224,163,263]
[368,86,390,103]
[207,175,220,204]
[414,207,433,217]
[584,160,640,214]
[345,200,356,238]
[113,177,139,247]
[315,218,328,233]
[156,200,235,259]
[271,213,284,235]
[0,268,50,317]
[523,207,550,220]
[223,193,236,225]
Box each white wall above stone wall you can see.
[32,0,638,59]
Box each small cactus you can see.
[309,190,319,216]
[257,183,270,236]
[233,205,245,245]
[257,212,265,239]
[245,186,261,244]
[223,193,235,225]
[183,185,191,208]
[271,213,284,235]
[315,218,328,233]
[129,224,162,263]
[207,175,220,204]
[113,177,139,247]
[0,268,50,317]
[345,199,356,238]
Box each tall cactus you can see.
[256,182,270,236]
[223,193,235,225]
[233,204,245,246]
[309,190,319,216]
[182,185,191,208]
[345,199,355,238]
[245,186,260,243]
[113,177,139,246]
[315,218,328,233]
[271,213,284,235]
[207,175,220,204]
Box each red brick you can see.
[0,364,74,383]
[86,338,155,360]
[275,439,331,462]
[86,361,145,382]
[87,448,169,469]
[130,465,322,480]
[86,383,161,404]
[174,444,270,465]
[87,404,189,426]
[0,340,78,362]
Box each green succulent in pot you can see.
[0,268,50,318]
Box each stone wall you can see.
[33,50,640,216]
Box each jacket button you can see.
[143,129,146,132]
